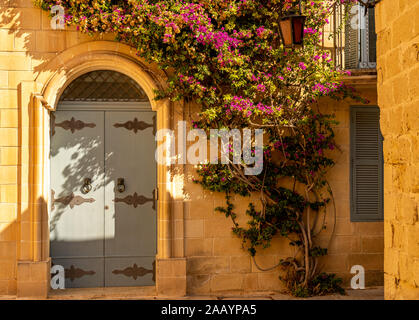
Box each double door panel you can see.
[50,110,156,288]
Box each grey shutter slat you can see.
[350,106,383,221]
[344,9,359,69]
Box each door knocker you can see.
[117,178,126,193]
[81,178,92,194]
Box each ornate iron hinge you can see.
[113,117,154,133]
[114,191,156,210]
[112,261,155,281]
[51,189,95,210]
[65,265,96,282]
[54,117,96,134]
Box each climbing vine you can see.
[36,0,365,296]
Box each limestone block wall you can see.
[0,0,384,296]
[375,0,419,299]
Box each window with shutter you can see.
[344,5,377,69]
[350,106,384,222]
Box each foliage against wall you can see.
[36,0,365,296]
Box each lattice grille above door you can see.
[59,70,149,102]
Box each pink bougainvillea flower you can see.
[299,62,307,70]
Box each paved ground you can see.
[0,286,384,300]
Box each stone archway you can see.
[16,41,186,297]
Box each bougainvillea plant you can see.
[36,0,366,296]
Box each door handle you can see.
[81,178,92,194]
[117,178,126,193]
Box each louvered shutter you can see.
[344,5,377,69]
[350,106,384,221]
[344,11,359,69]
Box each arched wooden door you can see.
[50,71,157,288]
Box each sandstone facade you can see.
[375,0,419,300]
[0,0,385,297]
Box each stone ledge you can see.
[342,71,378,88]
[0,286,384,300]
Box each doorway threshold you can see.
[48,286,156,300]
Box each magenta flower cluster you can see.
[225,96,279,117]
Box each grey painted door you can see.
[50,110,156,288]
[104,112,157,286]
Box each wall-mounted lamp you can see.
[279,1,306,48]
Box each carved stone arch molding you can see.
[17,41,186,298]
